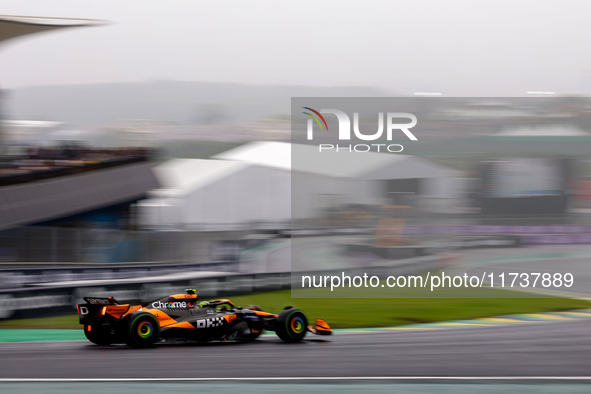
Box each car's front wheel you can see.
[275,308,307,343]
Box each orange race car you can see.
[77,289,332,347]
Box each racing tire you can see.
[275,308,307,343]
[84,325,111,345]
[125,312,160,348]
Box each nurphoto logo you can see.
[302,107,418,153]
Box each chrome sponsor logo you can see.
[151,300,187,309]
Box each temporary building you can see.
[215,142,460,219]
[136,158,290,229]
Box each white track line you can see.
[1,377,591,382]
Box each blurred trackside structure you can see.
[136,141,461,230]
[0,15,162,260]
[136,158,291,230]
[0,16,155,232]
[0,14,105,149]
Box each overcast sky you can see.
[1,0,591,95]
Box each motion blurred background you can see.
[1,1,591,391]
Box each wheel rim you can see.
[290,316,304,335]
[137,321,154,339]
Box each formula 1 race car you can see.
[77,289,332,347]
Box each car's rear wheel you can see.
[126,312,160,348]
[84,325,111,345]
[275,308,307,343]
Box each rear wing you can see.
[83,296,119,305]
[78,297,129,322]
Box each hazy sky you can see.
[1,0,591,95]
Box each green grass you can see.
[0,314,82,329]
[0,288,588,329]
[225,289,591,328]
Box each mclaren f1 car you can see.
[77,289,332,347]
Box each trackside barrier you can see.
[0,255,447,320]
[0,260,240,289]
[0,272,292,320]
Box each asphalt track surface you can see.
[1,319,590,379]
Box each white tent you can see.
[214,141,458,179]
[215,142,461,218]
[137,158,290,229]
[139,142,462,229]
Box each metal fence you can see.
[2,210,591,265]
[0,226,259,265]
